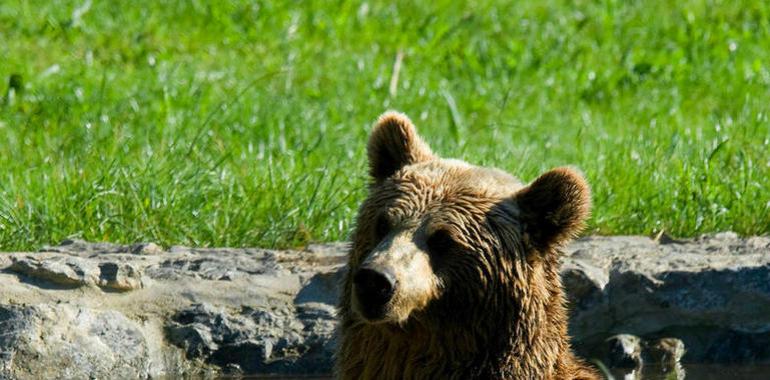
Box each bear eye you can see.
[427,230,457,257]
[375,214,390,240]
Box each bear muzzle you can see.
[353,266,397,321]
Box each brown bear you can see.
[335,111,599,380]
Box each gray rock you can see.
[98,262,143,291]
[164,302,335,374]
[7,256,143,292]
[562,258,609,337]
[565,234,770,363]
[0,304,186,379]
[130,242,164,255]
[0,233,768,378]
[8,255,100,288]
[295,269,344,305]
[0,306,30,373]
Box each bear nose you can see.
[354,267,396,309]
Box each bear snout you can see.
[353,267,396,320]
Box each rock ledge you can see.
[0,234,768,378]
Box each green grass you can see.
[1,0,769,251]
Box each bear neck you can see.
[337,253,578,379]
[493,252,577,378]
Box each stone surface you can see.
[0,303,192,379]
[564,234,770,364]
[0,235,768,378]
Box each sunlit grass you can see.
[1,0,769,250]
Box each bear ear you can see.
[367,111,434,181]
[513,167,591,250]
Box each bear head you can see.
[347,111,591,327]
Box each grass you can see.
[1,0,769,251]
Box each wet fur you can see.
[336,112,599,380]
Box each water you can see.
[218,364,770,379]
[609,364,770,380]
[230,365,770,379]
